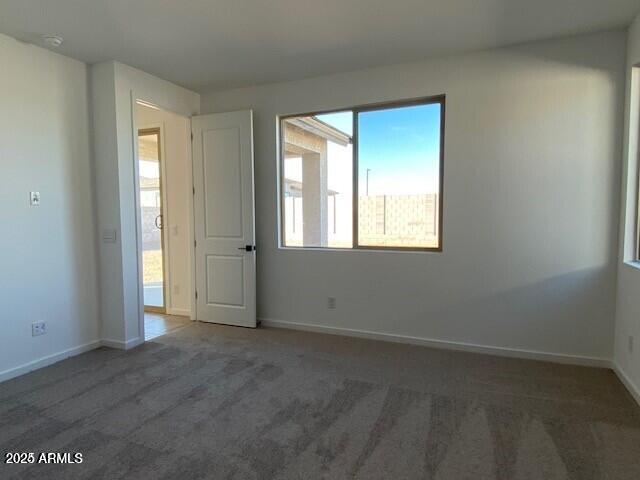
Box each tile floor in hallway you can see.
[144,312,191,340]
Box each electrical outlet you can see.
[32,322,46,337]
[327,297,336,309]
[629,335,634,354]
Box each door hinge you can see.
[195,290,198,300]
[192,186,195,195]
[191,132,193,141]
[194,239,197,248]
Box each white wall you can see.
[201,30,626,363]
[90,61,123,343]
[614,14,640,402]
[91,61,199,348]
[136,103,192,315]
[0,34,100,380]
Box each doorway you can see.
[138,127,166,313]
[134,99,195,342]
[133,99,256,340]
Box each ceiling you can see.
[0,0,638,92]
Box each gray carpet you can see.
[1,322,640,479]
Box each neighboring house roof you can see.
[287,116,351,146]
[282,116,348,197]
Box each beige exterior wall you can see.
[359,194,438,248]
[284,193,439,248]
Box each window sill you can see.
[278,246,441,254]
[623,260,640,272]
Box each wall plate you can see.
[30,191,40,206]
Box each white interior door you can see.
[191,110,256,327]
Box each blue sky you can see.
[317,103,441,195]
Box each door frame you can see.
[131,93,197,343]
[137,126,168,314]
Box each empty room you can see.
[2,1,640,479]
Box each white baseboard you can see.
[613,363,640,407]
[0,340,102,383]
[259,318,611,368]
[100,338,124,349]
[167,308,191,317]
[101,337,143,350]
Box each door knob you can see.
[237,245,256,252]
[155,214,163,229]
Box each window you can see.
[280,96,444,251]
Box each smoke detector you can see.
[41,35,63,48]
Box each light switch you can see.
[30,191,40,206]
[102,229,117,243]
